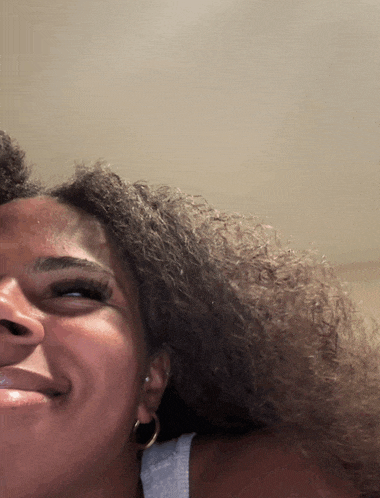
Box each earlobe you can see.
[133,413,161,450]
[136,350,170,424]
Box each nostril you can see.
[0,319,29,336]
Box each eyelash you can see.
[50,278,113,302]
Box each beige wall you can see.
[336,262,380,323]
[2,1,380,317]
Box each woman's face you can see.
[0,197,166,497]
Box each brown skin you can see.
[191,431,360,498]
[0,197,169,498]
[0,197,359,497]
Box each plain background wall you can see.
[1,0,380,321]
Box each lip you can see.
[0,389,52,409]
[0,367,70,397]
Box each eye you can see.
[51,279,112,302]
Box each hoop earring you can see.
[133,413,160,450]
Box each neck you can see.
[48,449,143,498]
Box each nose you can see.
[0,278,45,347]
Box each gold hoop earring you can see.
[133,413,160,450]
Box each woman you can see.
[0,131,373,497]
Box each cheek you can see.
[46,312,146,417]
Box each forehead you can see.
[0,196,105,241]
[0,196,112,266]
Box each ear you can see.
[136,350,170,424]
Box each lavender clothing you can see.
[140,433,196,498]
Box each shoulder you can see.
[189,430,360,498]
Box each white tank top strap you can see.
[140,432,196,498]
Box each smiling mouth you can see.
[0,384,62,398]
[0,389,64,409]
[0,369,70,404]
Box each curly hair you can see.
[1,132,380,496]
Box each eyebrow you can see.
[32,256,114,277]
